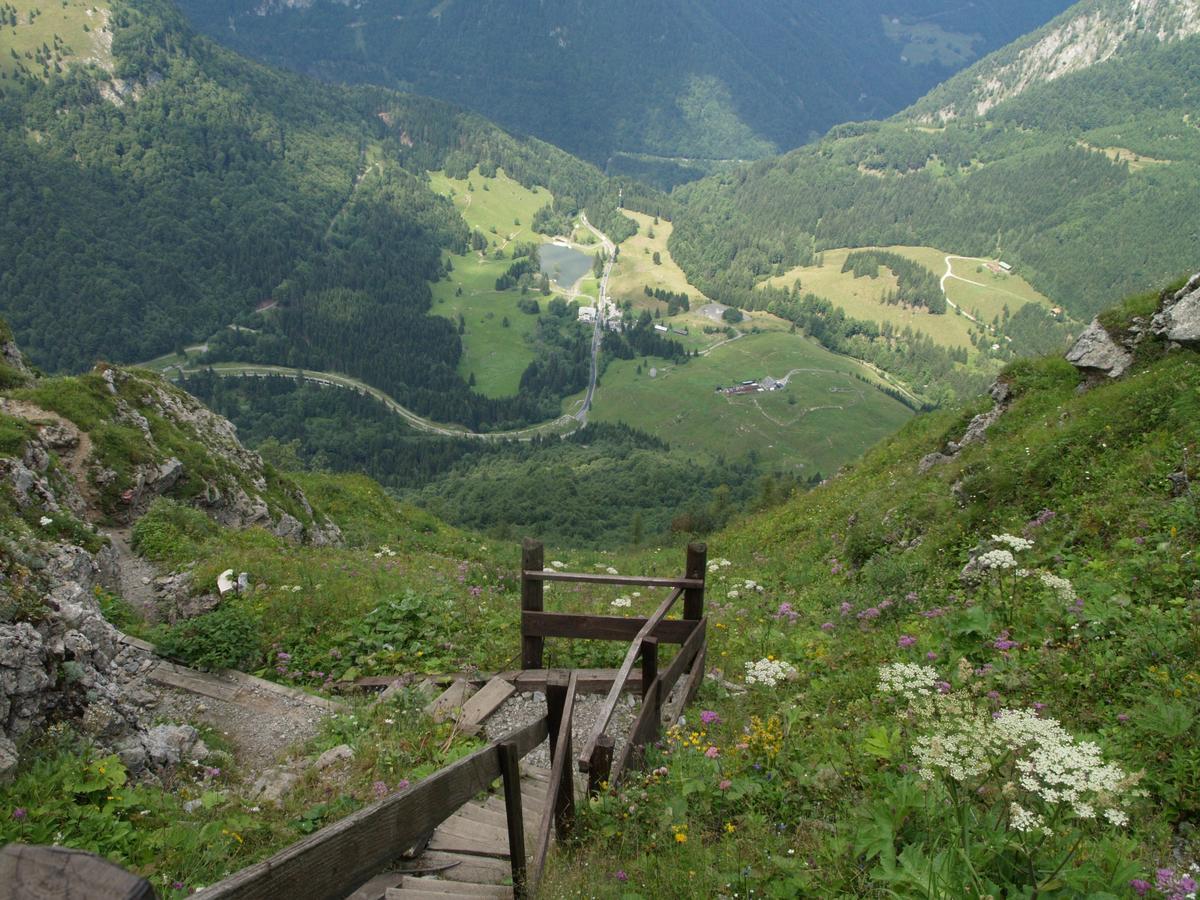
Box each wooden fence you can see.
[519,539,708,789]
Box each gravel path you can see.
[485,690,639,770]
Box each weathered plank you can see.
[507,669,641,694]
[425,679,475,724]
[520,612,695,644]
[411,852,511,886]
[520,539,544,670]
[664,643,708,727]
[458,678,515,729]
[426,832,509,859]
[345,871,406,900]
[530,672,578,895]
[392,877,512,897]
[498,742,527,898]
[578,589,682,771]
[199,718,547,900]
[522,571,702,590]
[683,543,707,620]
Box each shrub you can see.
[155,603,262,671]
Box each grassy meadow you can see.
[0,0,112,79]
[762,245,1059,356]
[585,330,913,474]
[426,167,553,397]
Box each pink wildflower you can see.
[705,746,719,759]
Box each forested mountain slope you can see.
[672,0,1200,321]
[174,0,1071,184]
[0,0,656,428]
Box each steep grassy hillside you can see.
[543,279,1200,896]
[173,0,1071,184]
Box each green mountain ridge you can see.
[671,4,1200,336]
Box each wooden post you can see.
[586,734,614,797]
[521,538,545,670]
[640,637,658,704]
[546,671,576,841]
[499,741,527,899]
[683,542,707,621]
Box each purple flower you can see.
[469,585,483,598]
[897,635,917,649]
[1032,702,1046,713]
[774,602,798,624]
[857,607,880,621]
[372,780,389,799]
[396,779,411,791]
[936,681,951,694]
[1129,879,1151,896]
[11,807,27,821]
[700,710,720,726]
[879,599,893,610]
[905,592,919,603]
[921,607,946,619]
[172,882,186,892]
[987,690,1001,702]
[993,631,1020,652]
[1117,713,1130,723]
[614,870,629,883]
[820,621,834,632]
[276,651,291,662]
[926,651,938,661]
[839,602,852,616]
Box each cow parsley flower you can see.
[744,658,796,687]
[1039,572,1076,602]
[992,533,1034,552]
[877,663,939,700]
[611,596,632,608]
[977,549,1017,570]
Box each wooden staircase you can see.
[350,766,551,900]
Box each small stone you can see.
[314,744,354,770]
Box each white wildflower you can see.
[727,589,740,599]
[1010,802,1048,833]
[977,549,1017,570]
[877,663,940,701]
[611,596,632,608]
[39,516,53,527]
[992,533,1034,552]
[1104,808,1128,826]
[744,658,796,687]
[1039,572,1076,602]
[605,566,619,575]
[550,560,566,569]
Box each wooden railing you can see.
[519,540,707,791]
[197,718,549,900]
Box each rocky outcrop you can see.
[1152,273,1200,347]
[918,380,1012,473]
[0,544,206,781]
[1065,319,1134,380]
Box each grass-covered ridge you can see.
[545,296,1200,895]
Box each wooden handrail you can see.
[610,619,706,786]
[520,611,696,644]
[523,571,704,590]
[199,717,548,900]
[577,588,682,772]
[530,671,578,896]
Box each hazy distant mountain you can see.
[175,0,1072,184]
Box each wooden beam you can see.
[683,542,707,621]
[657,620,706,705]
[531,671,578,896]
[640,638,658,704]
[520,612,695,644]
[498,742,527,900]
[522,571,703,590]
[507,669,642,694]
[586,735,614,797]
[521,539,545,670]
[577,588,682,772]
[664,641,708,727]
[201,717,547,900]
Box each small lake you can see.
[539,242,593,289]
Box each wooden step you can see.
[414,852,512,886]
[397,878,512,896]
[387,877,512,898]
[346,871,406,900]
